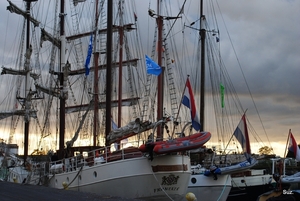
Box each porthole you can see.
[93,171,97,178]
[191,177,197,184]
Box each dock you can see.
[0,181,144,201]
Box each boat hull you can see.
[183,174,232,201]
[228,183,275,201]
[48,154,190,201]
[7,166,43,185]
[228,173,274,201]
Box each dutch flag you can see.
[288,132,300,161]
[182,77,201,131]
[233,114,252,162]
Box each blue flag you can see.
[145,55,162,76]
[85,34,93,76]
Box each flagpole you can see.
[284,129,291,158]
[223,134,235,154]
[171,76,189,138]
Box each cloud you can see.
[0,0,299,156]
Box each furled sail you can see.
[7,0,40,27]
[0,110,37,120]
[106,118,172,145]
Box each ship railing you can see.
[49,142,144,174]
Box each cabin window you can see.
[93,171,97,178]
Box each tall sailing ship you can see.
[0,0,206,200]
[1,0,271,200]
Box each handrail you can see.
[48,143,144,174]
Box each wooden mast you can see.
[114,3,125,149]
[117,7,124,130]
[156,0,164,141]
[105,0,113,146]
[59,0,67,157]
[93,0,99,146]
[199,0,206,131]
[23,0,37,166]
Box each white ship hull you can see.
[232,174,273,187]
[228,170,274,200]
[184,174,232,201]
[5,155,46,185]
[48,154,190,201]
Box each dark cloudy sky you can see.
[131,0,300,156]
[210,0,300,155]
[0,0,299,156]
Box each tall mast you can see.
[199,0,206,131]
[105,0,113,146]
[93,0,99,146]
[23,0,37,166]
[156,0,164,141]
[59,0,67,155]
[117,3,124,130]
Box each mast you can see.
[23,0,37,166]
[199,0,206,131]
[156,0,164,141]
[117,3,124,130]
[93,0,99,146]
[105,0,113,146]
[59,0,67,156]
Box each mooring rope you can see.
[217,174,230,201]
[150,158,174,201]
[64,166,83,189]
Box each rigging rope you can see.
[215,1,273,153]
